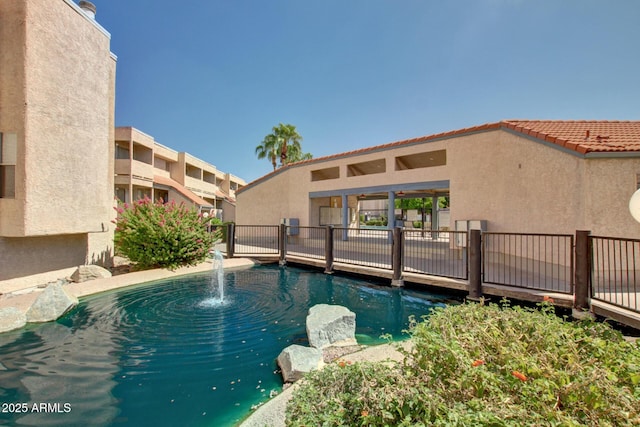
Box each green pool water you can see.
[0,264,457,426]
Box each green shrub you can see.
[285,301,640,426]
[365,219,388,227]
[113,198,214,270]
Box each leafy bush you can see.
[285,301,640,426]
[113,198,214,270]
[364,219,387,227]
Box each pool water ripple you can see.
[0,264,455,427]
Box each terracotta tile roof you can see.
[238,120,640,193]
[502,120,640,154]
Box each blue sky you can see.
[91,0,640,183]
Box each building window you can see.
[395,149,446,170]
[154,189,169,204]
[115,187,126,202]
[0,132,17,199]
[311,166,340,181]
[115,142,130,159]
[346,159,386,177]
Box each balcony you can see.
[184,175,223,198]
[115,159,154,181]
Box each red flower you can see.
[512,371,527,381]
[543,295,554,304]
[472,359,485,367]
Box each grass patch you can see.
[285,300,640,426]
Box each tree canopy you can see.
[255,123,312,170]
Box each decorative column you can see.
[387,191,396,230]
[431,195,439,239]
[387,191,396,244]
[342,194,349,241]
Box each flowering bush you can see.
[285,300,640,426]
[113,198,214,270]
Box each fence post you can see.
[226,222,235,258]
[391,227,404,287]
[468,229,482,300]
[574,230,592,316]
[325,225,334,274]
[279,223,287,265]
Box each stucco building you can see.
[114,127,245,222]
[236,120,640,240]
[0,0,116,281]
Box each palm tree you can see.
[255,133,279,171]
[273,123,303,167]
[256,123,312,169]
[286,143,313,163]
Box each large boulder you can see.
[26,283,78,323]
[277,344,323,383]
[306,304,357,349]
[0,307,27,333]
[70,265,112,283]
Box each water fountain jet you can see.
[201,250,225,306]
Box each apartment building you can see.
[114,127,245,221]
[0,0,116,281]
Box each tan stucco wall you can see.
[0,0,115,236]
[448,130,586,234]
[0,234,88,281]
[237,170,294,224]
[237,129,640,239]
[0,0,28,235]
[221,199,236,222]
[0,0,116,279]
[583,157,640,237]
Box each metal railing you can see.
[284,226,326,260]
[216,224,640,329]
[483,232,574,294]
[233,225,280,255]
[591,236,640,314]
[333,227,393,269]
[403,230,468,279]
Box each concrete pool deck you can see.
[0,258,257,314]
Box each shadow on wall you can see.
[90,247,113,269]
[0,235,88,281]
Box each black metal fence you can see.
[333,227,393,269]
[284,226,326,260]
[483,232,574,294]
[591,236,640,314]
[231,224,280,255]
[403,230,468,279]
[217,224,640,319]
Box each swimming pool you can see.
[0,265,457,426]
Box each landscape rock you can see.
[306,304,357,349]
[70,265,112,283]
[277,344,323,383]
[0,307,27,333]
[25,283,78,323]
